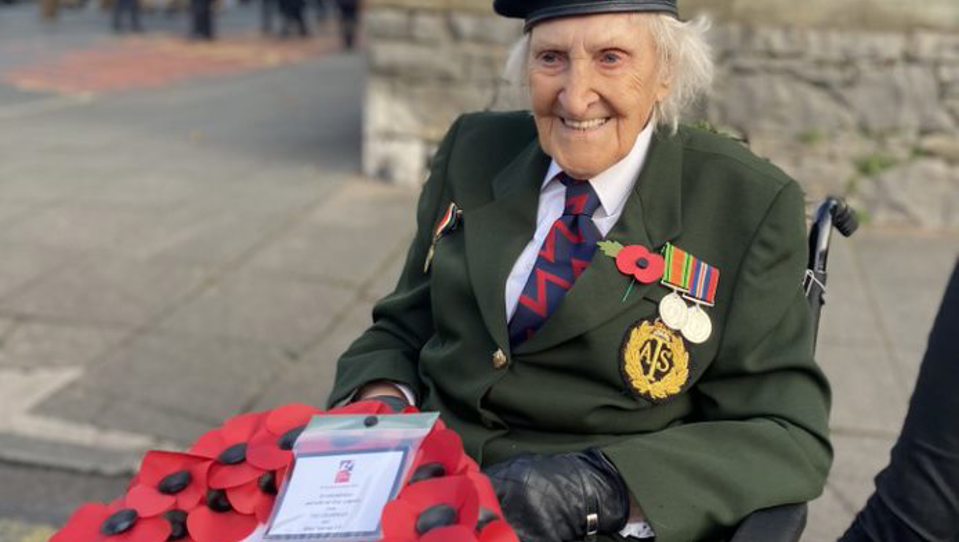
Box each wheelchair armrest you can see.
[728,503,808,542]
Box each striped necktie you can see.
[508,173,602,348]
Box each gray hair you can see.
[500,14,714,133]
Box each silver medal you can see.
[659,291,688,330]
[681,304,712,344]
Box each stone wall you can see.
[363,0,959,229]
[707,26,959,230]
[363,1,521,185]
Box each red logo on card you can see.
[334,460,354,484]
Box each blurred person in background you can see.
[313,0,328,24]
[334,0,358,49]
[261,0,276,35]
[278,0,309,38]
[189,0,214,40]
[112,0,143,33]
[40,0,59,20]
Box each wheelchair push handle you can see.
[808,197,858,276]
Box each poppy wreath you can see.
[51,401,519,542]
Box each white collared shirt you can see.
[504,121,655,321]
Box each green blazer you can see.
[328,112,832,542]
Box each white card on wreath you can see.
[264,448,407,542]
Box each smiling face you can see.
[528,13,671,179]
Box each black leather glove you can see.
[483,449,630,542]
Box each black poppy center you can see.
[206,489,233,513]
[409,462,446,484]
[158,470,192,495]
[278,426,306,451]
[477,507,500,531]
[636,257,649,270]
[164,510,188,541]
[100,508,138,536]
[258,471,278,495]
[415,504,458,535]
[217,443,247,465]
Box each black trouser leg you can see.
[841,259,959,542]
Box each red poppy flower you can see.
[162,510,197,542]
[477,520,520,542]
[615,245,665,284]
[225,465,287,523]
[51,501,171,542]
[407,428,471,485]
[186,489,259,542]
[464,470,503,518]
[382,476,480,541]
[127,451,210,513]
[247,403,320,471]
[190,412,267,489]
[461,470,518,541]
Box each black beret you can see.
[494,0,678,29]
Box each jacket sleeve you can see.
[325,116,464,408]
[601,181,833,542]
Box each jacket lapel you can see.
[514,128,685,354]
[463,138,551,353]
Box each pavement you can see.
[0,3,957,541]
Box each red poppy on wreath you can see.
[614,245,665,284]
[247,403,321,472]
[382,476,481,542]
[186,489,259,542]
[461,470,518,542]
[127,451,210,513]
[407,428,473,485]
[50,500,172,542]
[190,412,267,490]
[225,465,288,524]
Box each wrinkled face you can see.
[528,13,671,179]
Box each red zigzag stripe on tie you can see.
[566,193,590,215]
[518,269,573,317]
[571,258,590,279]
[538,221,584,263]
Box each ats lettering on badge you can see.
[621,320,690,401]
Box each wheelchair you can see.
[728,196,859,542]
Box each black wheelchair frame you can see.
[728,196,859,542]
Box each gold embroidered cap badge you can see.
[621,320,690,401]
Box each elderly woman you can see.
[327,1,832,540]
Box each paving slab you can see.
[0,319,130,369]
[251,299,377,411]
[362,236,412,302]
[818,343,909,435]
[0,202,170,252]
[803,485,857,542]
[247,181,418,285]
[0,257,213,327]
[40,331,293,436]
[156,270,356,353]
[123,202,300,266]
[0,242,81,302]
[854,231,959,379]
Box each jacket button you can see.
[492,348,508,369]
